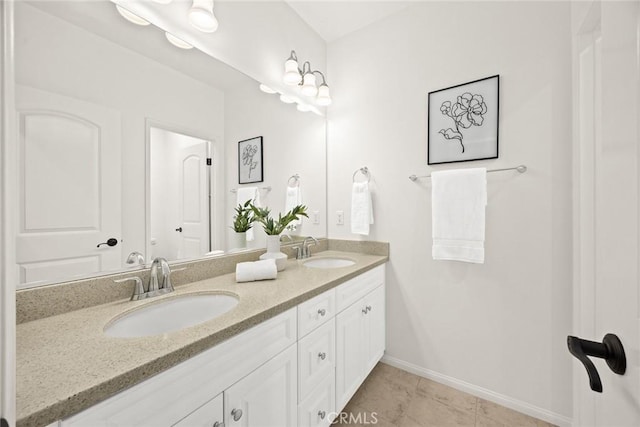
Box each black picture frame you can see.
[427,75,500,165]
[238,136,263,184]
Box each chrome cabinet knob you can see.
[318,352,326,360]
[318,308,326,317]
[213,422,225,427]
[231,408,243,422]
[362,307,368,314]
[318,410,326,419]
[366,305,372,312]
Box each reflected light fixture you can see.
[165,32,193,49]
[189,0,219,33]
[282,50,331,107]
[152,0,173,3]
[279,94,296,104]
[115,4,150,26]
[296,103,311,112]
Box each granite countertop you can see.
[17,250,388,427]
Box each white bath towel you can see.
[284,185,302,231]
[236,186,260,241]
[431,168,487,263]
[235,259,278,282]
[351,182,374,235]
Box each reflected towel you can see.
[351,182,374,235]
[432,168,487,263]
[284,185,302,231]
[236,186,260,241]
[235,259,278,282]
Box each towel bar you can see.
[409,165,527,182]
[230,186,272,193]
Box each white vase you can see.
[229,231,247,251]
[259,235,288,271]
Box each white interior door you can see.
[574,1,640,425]
[15,85,122,287]
[176,139,209,259]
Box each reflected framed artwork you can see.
[427,75,499,165]
[238,136,263,184]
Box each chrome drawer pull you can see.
[318,410,326,419]
[318,308,326,316]
[362,307,368,314]
[213,422,225,427]
[318,352,327,360]
[231,408,243,421]
[366,305,372,312]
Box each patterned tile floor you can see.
[334,362,556,427]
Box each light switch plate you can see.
[336,210,344,225]
[313,210,319,224]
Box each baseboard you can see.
[381,355,572,427]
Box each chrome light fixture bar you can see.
[282,50,332,106]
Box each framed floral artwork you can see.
[238,136,263,184]
[427,75,499,165]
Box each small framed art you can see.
[238,136,263,184]
[427,75,499,165]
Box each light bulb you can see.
[301,72,318,97]
[259,84,277,94]
[296,103,311,112]
[115,5,150,26]
[316,84,332,106]
[189,0,219,33]
[279,94,296,104]
[165,32,193,49]
[283,59,301,85]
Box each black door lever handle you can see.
[567,333,626,393]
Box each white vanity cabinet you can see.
[57,265,386,427]
[335,268,385,412]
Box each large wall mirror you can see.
[14,0,327,289]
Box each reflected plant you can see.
[438,92,487,153]
[242,144,259,178]
[231,200,255,232]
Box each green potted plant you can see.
[250,204,308,271]
[229,200,255,250]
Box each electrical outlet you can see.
[313,210,320,224]
[336,210,344,225]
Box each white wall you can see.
[225,85,327,249]
[327,1,572,423]
[15,3,226,271]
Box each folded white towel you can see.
[351,182,374,235]
[236,186,260,241]
[235,259,278,283]
[431,168,487,263]
[284,185,302,231]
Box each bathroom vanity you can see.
[16,247,388,427]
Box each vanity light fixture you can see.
[282,50,332,106]
[188,0,219,33]
[259,84,277,94]
[115,4,151,26]
[279,94,297,104]
[296,103,311,112]
[152,0,173,3]
[165,32,194,49]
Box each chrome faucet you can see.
[150,257,174,295]
[300,236,318,259]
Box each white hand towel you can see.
[236,186,260,241]
[284,185,302,231]
[351,182,374,235]
[431,168,487,263]
[235,259,277,283]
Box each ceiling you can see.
[285,1,413,43]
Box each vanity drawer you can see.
[298,371,336,427]
[173,393,223,427]
[336,265,385,313]
[298,288,335,338]
[298,317,335,402]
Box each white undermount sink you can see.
[104,293,239,338]
[303,257,356,269]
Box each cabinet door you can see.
[335,300,366,412]
[298,372,335,427]
[298,318,335,402]
[173,393,223,427]
[363,284,385,374]
[225,345,297,427]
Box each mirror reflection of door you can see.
[150,127,211,261]
[15,85,122,288]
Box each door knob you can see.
[175,227,183,232]
[97,238,118,248]
[567,333,626,393]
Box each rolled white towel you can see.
[235,259,278,283]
